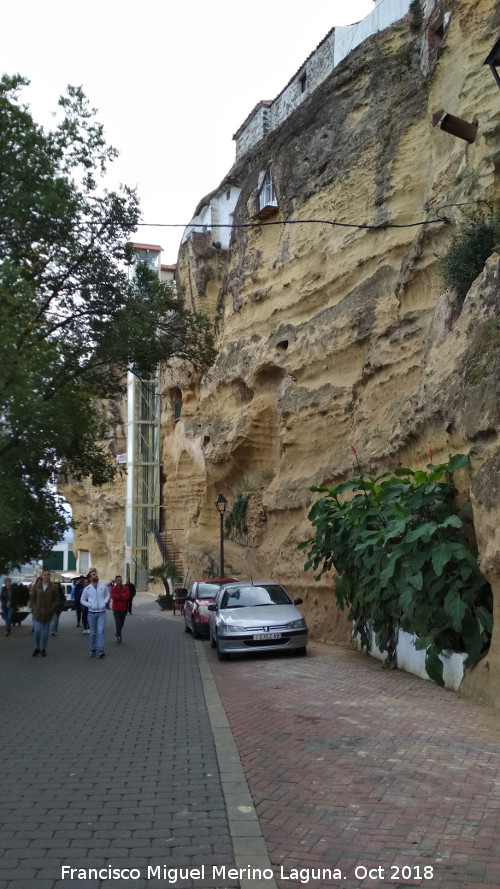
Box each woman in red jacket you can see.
[109,575,129,644]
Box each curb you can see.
[195,638,278,889]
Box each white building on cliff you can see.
[182,0,413,247]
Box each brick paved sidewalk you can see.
[4,598,500,889]
[0,598,242,889]
[206,639,500,889]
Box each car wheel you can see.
[216,635,229,661]
[295,646,307,657]
[184,620,191,633]
[192,622,201,639]
[210,630,216,649]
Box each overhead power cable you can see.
[133,200,495,232]
[135,216,448,231]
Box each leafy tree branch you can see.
[0,74,215,571]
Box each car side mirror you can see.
[208,604,216,611]
[293,597,303,605]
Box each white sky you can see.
[2,0,374,263]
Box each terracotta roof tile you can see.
[130,242,163,252]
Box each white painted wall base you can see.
[355,628,467,690]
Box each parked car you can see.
[60,582,76,611]
[208,580,308,661]
[184,578,237,638]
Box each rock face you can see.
[167,0,500,700]
[61,394,127,581]
[67,0,500,705]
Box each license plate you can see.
[253,632,282,640]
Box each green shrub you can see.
[224,491,250,536]
[299,453,492,686]
[439,210,500,302]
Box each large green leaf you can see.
[443,588,466,631]
[406,522,437,543]
[475,605,494,635]
[408,550,428,572]
[399,584,416,615]
[446,454,469,473]
[385,519,408,539]
[431,542,454,577]
[409,571,423,590]
[412,470,428,485]
[425,645,445,687]
[440,514,463,530]
[379,558,397,587]
[461,610,485,666]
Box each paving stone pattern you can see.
[0,599,238,889]
[208,642,500,889]
[4,599,500,889]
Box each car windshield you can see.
[197,582,221,600]
[221,585,291,609]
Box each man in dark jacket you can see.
[126,576,136,614]
[30,570,60,657]
[1,577,16,637]
[73,575,85,628]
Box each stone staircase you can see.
[153,529,184,583]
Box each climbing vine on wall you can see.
[299,452,493,686]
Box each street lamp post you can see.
[484,37,500,90]
[214,494,227,577]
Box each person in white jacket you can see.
[80,568,110,659]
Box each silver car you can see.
[208,581,308,661]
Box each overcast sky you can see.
[2,0,374,263]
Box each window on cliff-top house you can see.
[255,170,278,220]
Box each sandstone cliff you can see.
[166,0,500,704]
[66,0,500,706]
[61,393,127,581]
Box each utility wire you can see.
[135,217,448,231]
[133,200,494,232]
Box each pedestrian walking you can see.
[126,576,136,614]
[1,577,16,637]
[80,576,90,634]
[30,569,60,657]
[50,582,66,636]
[72,575,85,627]
[80,568,109,658]
[110,575,129,643]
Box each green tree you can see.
[0,75,215,571]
